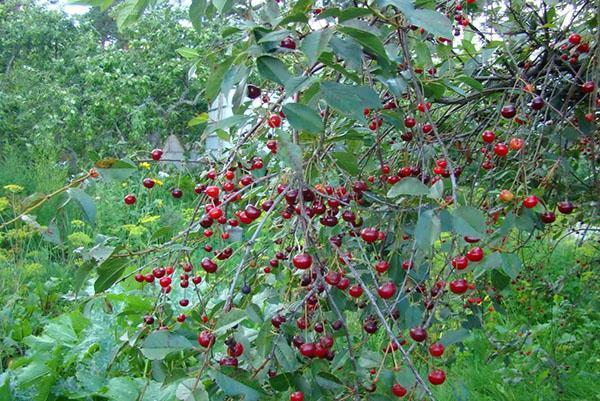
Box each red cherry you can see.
[197,330,215,348]
[360,227,379,243]
[493,143,508,157]
[268,114,282,128]
[348,284,363,298]
[466,247,484,262]
[375,260,389,273]
[581,81,596,93]
[422,123,433,133]
[290,391,304,401]
[227,342,244,357]
[501,104,517,118]
[540,211,556,224]
[568,33,581,45]
[391,383,407,397]
[336,277,350,290]
[577,43,590,53]
[401,260,414,271]
[378,282,397,299]
[481,130,495,143]
[299,343,316,358]
[509,137,524,151]
[209,207,223,219]
[143,178,155,188]
[428,369,446,385]
[280,36,296,49]
[451,256,468,270]
[292,253,312,269]
[151,148,163,161]
[428,343,445,357]
[171,188,183,198]
[530,96,544,110]
[205,185,220,199]
[409,327,427,342]
[404,116,416,128]
[124,194,136,205]
[449,278,468,294]
[247,84,261,99]
[557,201,575,214]
[523,195,539,208]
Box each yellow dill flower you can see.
[122,224,148,238]
[3,184,24,193]
[153,179,163,186]
[139,162,151,170]
[71,219,86,229]
[67,232,93,247]
[156,199,164,208]
[0,197,10,212]
[22,262,43,277]
[139,215,161,225]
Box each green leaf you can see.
[301,28,333,64]
[103,377,140,401]
[209,368,266,401]
[285,76,317,95]
[440,328,470,346]
[256,56,292,85]
[428,179,444,199]
[114,0,150,30]
[205,57,234,103]
[453,206,486,238]
[214,308,247,335]
[388,177,429,197]
[95,158,136,181]
[140,331,194,360]
[278,131,303,173]
[333,152,359,175]
[414,210,441,250]
[329,36,362,70]
[212,0,233,14]
[315,372,343,390]
[176,379,209,401]
[176,47,199,59]
[339,7,372,22]
[94,256,128,293]
[338,26,388,61]
[189,0,208,32]
[67,188,96,225]
[320,81,380,122]
[415,42,432,67]
[501,253,522,278]
[457,75,483,91]
[257,30,291,44]
[283,103,323,134]
[274,337,299,372]
[407,9,452,38]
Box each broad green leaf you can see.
[176,47,199,59]
[95,158,136,181]
[257,30,291,44]
[414,210,441,250]
[278,131,303,173]
[114,0,150,30]
[428,179,444,199]
[338,26,388,61]
[214,308,247,335]
[315,372,343,390]
[440,328,470,346]
[212,0,233,14]
[453,206,486,238]
[176,379,209,401]
[285,76,317,95]
[256,56,292,85]
[140,331,194,360]
[209,368,266,401]
[104,377,140,401]
[333,152,359,175]
[67,188,96,225]
[283,103,323,134]
[501,253,522,278]
[301,28,333,64]
[189,0,208,32]
[205,56,234,102]
[320,81,380,122]
[329,36,362,70]
[415,41,432,67]
[408,9,452,38]
[457,75,483,91]
[387,177,429,197]
[94,256,128,293]
[339,7,372,22]
[274,337,299,372]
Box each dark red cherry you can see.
[501,104,517,118]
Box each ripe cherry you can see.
[429,343,445,357]
[205,185,219,199]
[172,188,183,198]
[481,130,495,143]
[451,256,468,270]
[299,343,316,358]
[404,116,416,128]
[227,342,244,357]
[280,36,296,49]
[540,211,556,224]
[150,148,163,161]
[268,114,282,128]
[378,282,397,299]
[530,96,544,110]
[557,201,575,214]
[428,369,446,385]
[143,178,155,188]
[197,330,215,348]
[509,137,524,151]
[501,104,517,118]
[247,84,261,99]
[581,81,595,93]
[523,195,539,208]
[375,260,389,273]
[290,391,304,401]
[348,284,363,298]
[466,247,484,262]
[450,278,468,294]
[568,33,581,45]
[493,143,508,157]
[409,327,427,342]
[292,253,312,269]
[124,194,136,205]
[360,227,379,243]
[391,383,407,397]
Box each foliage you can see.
[0,0,599,400]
